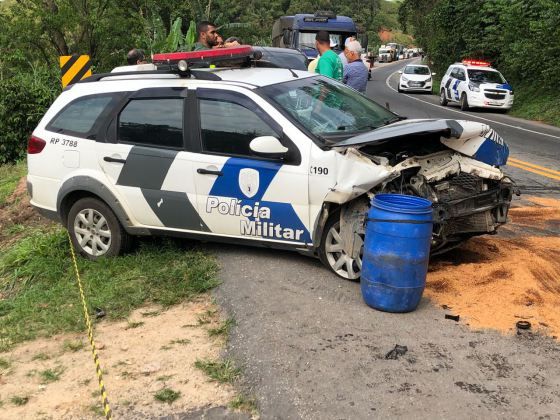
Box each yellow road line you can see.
[507,161,560,181]
[508,157,560,176]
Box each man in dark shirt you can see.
[194,21,219,51]
[342,40,368,93]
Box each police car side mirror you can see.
[432,72,436,75]
[398,70,403,74]
[250,136,289,159]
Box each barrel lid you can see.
[372,194,433,214]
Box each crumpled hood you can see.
[335,119,509,166]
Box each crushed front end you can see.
[332,119,515,254]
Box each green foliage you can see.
[154,387,181,403]
[0,226,220,351]
[229,394,258,413]
[400,0,560,90]
[400,0,560,126]
[208,317,236,337]
[194,359,241,383]
[0,357,10,370]
[509,86,560,127]
[0,70,59,165]
[39,365,65,383]
[0,161,27,204]
[10,395,29,406]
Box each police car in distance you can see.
[398,64,435,93]
[27,47,513,280]
[440,60,514,111]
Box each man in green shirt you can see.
[193,21,219,51]
[315,30,343,81]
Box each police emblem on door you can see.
[239,168,259,198]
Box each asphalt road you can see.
[211,61,560,419]
[369,58,560,198]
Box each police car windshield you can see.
[404,66,430,75]
[467,69,505,84]
[261,76,398,141]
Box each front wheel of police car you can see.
[67,197,131,259]
[319,217,363,281]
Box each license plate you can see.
[488,100,502,105]
[410,82,422,87]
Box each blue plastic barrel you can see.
[361,194,433,313]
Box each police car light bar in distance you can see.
[462,59,491,67]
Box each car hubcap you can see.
[74,209,111,256]
[440,92,445,103]
[325,222,362,280]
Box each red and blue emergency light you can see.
[462,59,491,67]
[153,46,254,65]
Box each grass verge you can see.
[509,85,560,127]
[0,161,26,206]
[0,225,220,351]
[194,359,240,383]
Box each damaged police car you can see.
[27,47,513,280]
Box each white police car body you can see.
[440,60,514,111]
[398,64,434,93]
[27,48,513,280]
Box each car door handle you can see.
[197,168,223,176]
[103,156,127,164]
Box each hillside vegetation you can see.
[399,0,560,126]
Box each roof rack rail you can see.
[79,69,222,83]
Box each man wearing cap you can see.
[343,40,368,93]
[314,30,343,81]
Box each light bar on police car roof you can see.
[462,59,491,67]
[152,46,254,64]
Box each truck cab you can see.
[272,11,366,62]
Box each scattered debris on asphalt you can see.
[385,344,408,360]
[426,196,560,339]
[445,314,460,322]
[516,320,531,330]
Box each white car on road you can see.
[398,64,434,93]
[27,47,513,280]
[440,60,514,111]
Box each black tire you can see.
[318,214,362,281]
[439,89,448,106]
[67,197,131,259]
[398,86,403,93]
[460,93,470,111]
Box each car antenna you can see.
[288,68,299,78]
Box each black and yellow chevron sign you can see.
[60,54,92,88]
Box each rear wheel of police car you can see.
[319,216,363,281]
[439,89,448,106]
[460,93,470,111]
[67,197,131,259]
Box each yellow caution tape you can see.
[68,233,112,420]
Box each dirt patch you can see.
[426,197,560,338]
[0,177,51,249]
[0,299,238,418]
[507,196,560,229]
